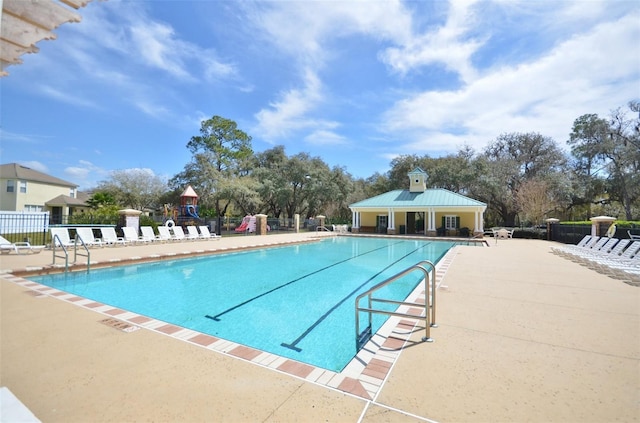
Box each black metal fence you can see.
[550,223,639,244]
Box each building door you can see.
[376,215,388,234]
[51,207,62,224]
[406,212,416,234]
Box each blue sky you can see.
[1,0,638,191]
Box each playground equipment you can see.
[235,215,256,233]
[164,185,203,226]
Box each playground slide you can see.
[235,216,256,232]
[186,205,199,218]
[235,220,248,232]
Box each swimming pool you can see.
[32,237,467,371]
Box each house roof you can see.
[1,0,93,77]
[46,194,88,207]
[350,188,486,209]
[181,185,199,198]
[0,163,78,188]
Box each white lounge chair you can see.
[100,227,127,246]
[157,226,176,242]
[75,227,103,248]
[50,227,75,247]
[0,235,44,254]
[628,230,640,241]
[186,226,201,240]
[122,226,145,244]
[198,225,220,240]
[171,226,187,241]
[140,226,160,242]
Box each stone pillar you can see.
[294,214,300,233]
[545,218,559,241]
[590,216,615,237]
[118,209,142,233]
[317,215,326,230]
[255,214,268,235]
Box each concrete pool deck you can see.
[1,233,638,422]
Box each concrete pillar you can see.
[545,218,559,241]
[294,214,300,233]
[590,216,616,237]
[317,215,326,230]
[255,214,268,235]
[118,209,142,233]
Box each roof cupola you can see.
[408,167,427,193]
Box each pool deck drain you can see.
[1,245,457,400]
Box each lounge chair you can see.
[0,235,44,254]
[628,230,640,241]
[100,227,127,246]
[198,225,220,240]
[157,226,176,242]
[171,226,187,241]
[186,226,201,240]
[140,226,160,242]
[50,227,75,247]
[75,227,103,248]
[122,226,145,244]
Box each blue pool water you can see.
[32,237,464,371]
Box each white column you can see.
[388,208,395,229]
[352,210,357,228]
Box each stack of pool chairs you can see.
[551,235,640,285]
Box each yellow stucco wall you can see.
[357,211,481,232]
[0,179,73,211]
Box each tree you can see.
[171,116,253,230]
[86,192,116,209]
[471,132,567,226]
[567,114,610,218]
[515,178,557,225]
[604,103,640,220]
[97,168,167,211]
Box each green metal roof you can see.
[350,188,486,209]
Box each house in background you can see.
[349,168,486,237]
[0,163,89,223]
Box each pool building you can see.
[350,168,486,237]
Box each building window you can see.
[6,180,14,193]
[19,180,27,193]
[24,205,43,212]
[69,188,75,198]
[444,215,459,229]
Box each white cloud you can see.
[381,10,640,154]
[304,130,347,146]
[379,0,483,82]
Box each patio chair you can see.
[198,225,221,240]
[0,235,44,254]
[100,227,128,247]
[157,226,176,242]
[186,226,201,240]
[75,227,103,248]
[628,230,640,241]
[50,227,75,247]
[122,226,146,244]
[171,226,187,241]
[140,226,160,242]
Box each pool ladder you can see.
[52,234,91,272]
[355,260,437,350]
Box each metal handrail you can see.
[73,236,91,271]
[51,234,91,272]
[355,260,436,349]
[52,234,69,272]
